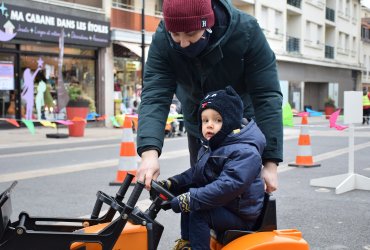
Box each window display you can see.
[19,43,96,120]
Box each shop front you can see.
[113,43,143,116]
[0,3,110,126]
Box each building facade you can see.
[234,0,363,112]
[0,0,110,125]
[361,6,370,90]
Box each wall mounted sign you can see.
[0,2,110,47]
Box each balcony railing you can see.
[287,0,301,8]
[286,36,300,52]
[326,7,335,22]
[325,45,334,59]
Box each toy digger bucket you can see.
[0,181,17,240]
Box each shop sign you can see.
[0,62,14,90]
[0,2,110,47]
[126,62,137,72]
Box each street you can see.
[0,120,370,250]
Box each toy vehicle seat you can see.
[212,193,277,245]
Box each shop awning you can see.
[115,41,149,61]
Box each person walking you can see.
[363,88,370,125]
[136,0,282,194]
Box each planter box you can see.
[66,102,89,137]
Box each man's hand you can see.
[137,150,160,190]
[262,161,278,193]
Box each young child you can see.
[161,86,266,250]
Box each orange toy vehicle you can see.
[0,174,309,250]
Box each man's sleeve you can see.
[136,29,177,156]
[243,20,283,162]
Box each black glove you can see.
[170,192,191,213]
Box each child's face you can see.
[201,109,223,140]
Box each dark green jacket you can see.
[137,0,283,162]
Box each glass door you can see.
[0,53,16,118]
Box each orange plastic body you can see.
[210,229,309,250]
[69,222,308,250]
[70,222,147,250]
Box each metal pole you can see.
[141,0,145,87]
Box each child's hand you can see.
[159,179,172,190]
[170,192,190,213]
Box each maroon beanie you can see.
[163,0,215,33]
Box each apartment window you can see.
[305,21,321,45]
[305,21,311,42]
[338,32,349,54]
[345,34,349,50]
[338,32,343,48]
[260,6,268,31]
[275,10,283,34]
[352,37,356,56]
[113,0,134,10]
[345,0,350,17]
[361,26,366,39]
[155,0,163,15]
[338,0,344,16]
[61,0,102,8]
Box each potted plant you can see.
[66,83,96,137]
[324,97,336,119]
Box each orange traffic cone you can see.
[288,115,321,168]
[109,116,137,186]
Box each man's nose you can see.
[179,39,190,48]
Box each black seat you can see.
[216,193,277,245]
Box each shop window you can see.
[0,43,16,49]
[0,54,16,119]
[20,55,95,120]
[113,57,142,116]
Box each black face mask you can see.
[171,30,211,58]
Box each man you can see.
[136,0,282,194]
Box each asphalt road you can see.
[0,125,370,250]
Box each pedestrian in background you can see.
[136,0,282,194]
[363,87,370,125]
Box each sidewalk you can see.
[0,116,332,149]
[0,125,124,148]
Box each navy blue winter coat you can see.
[171,120,266,222]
